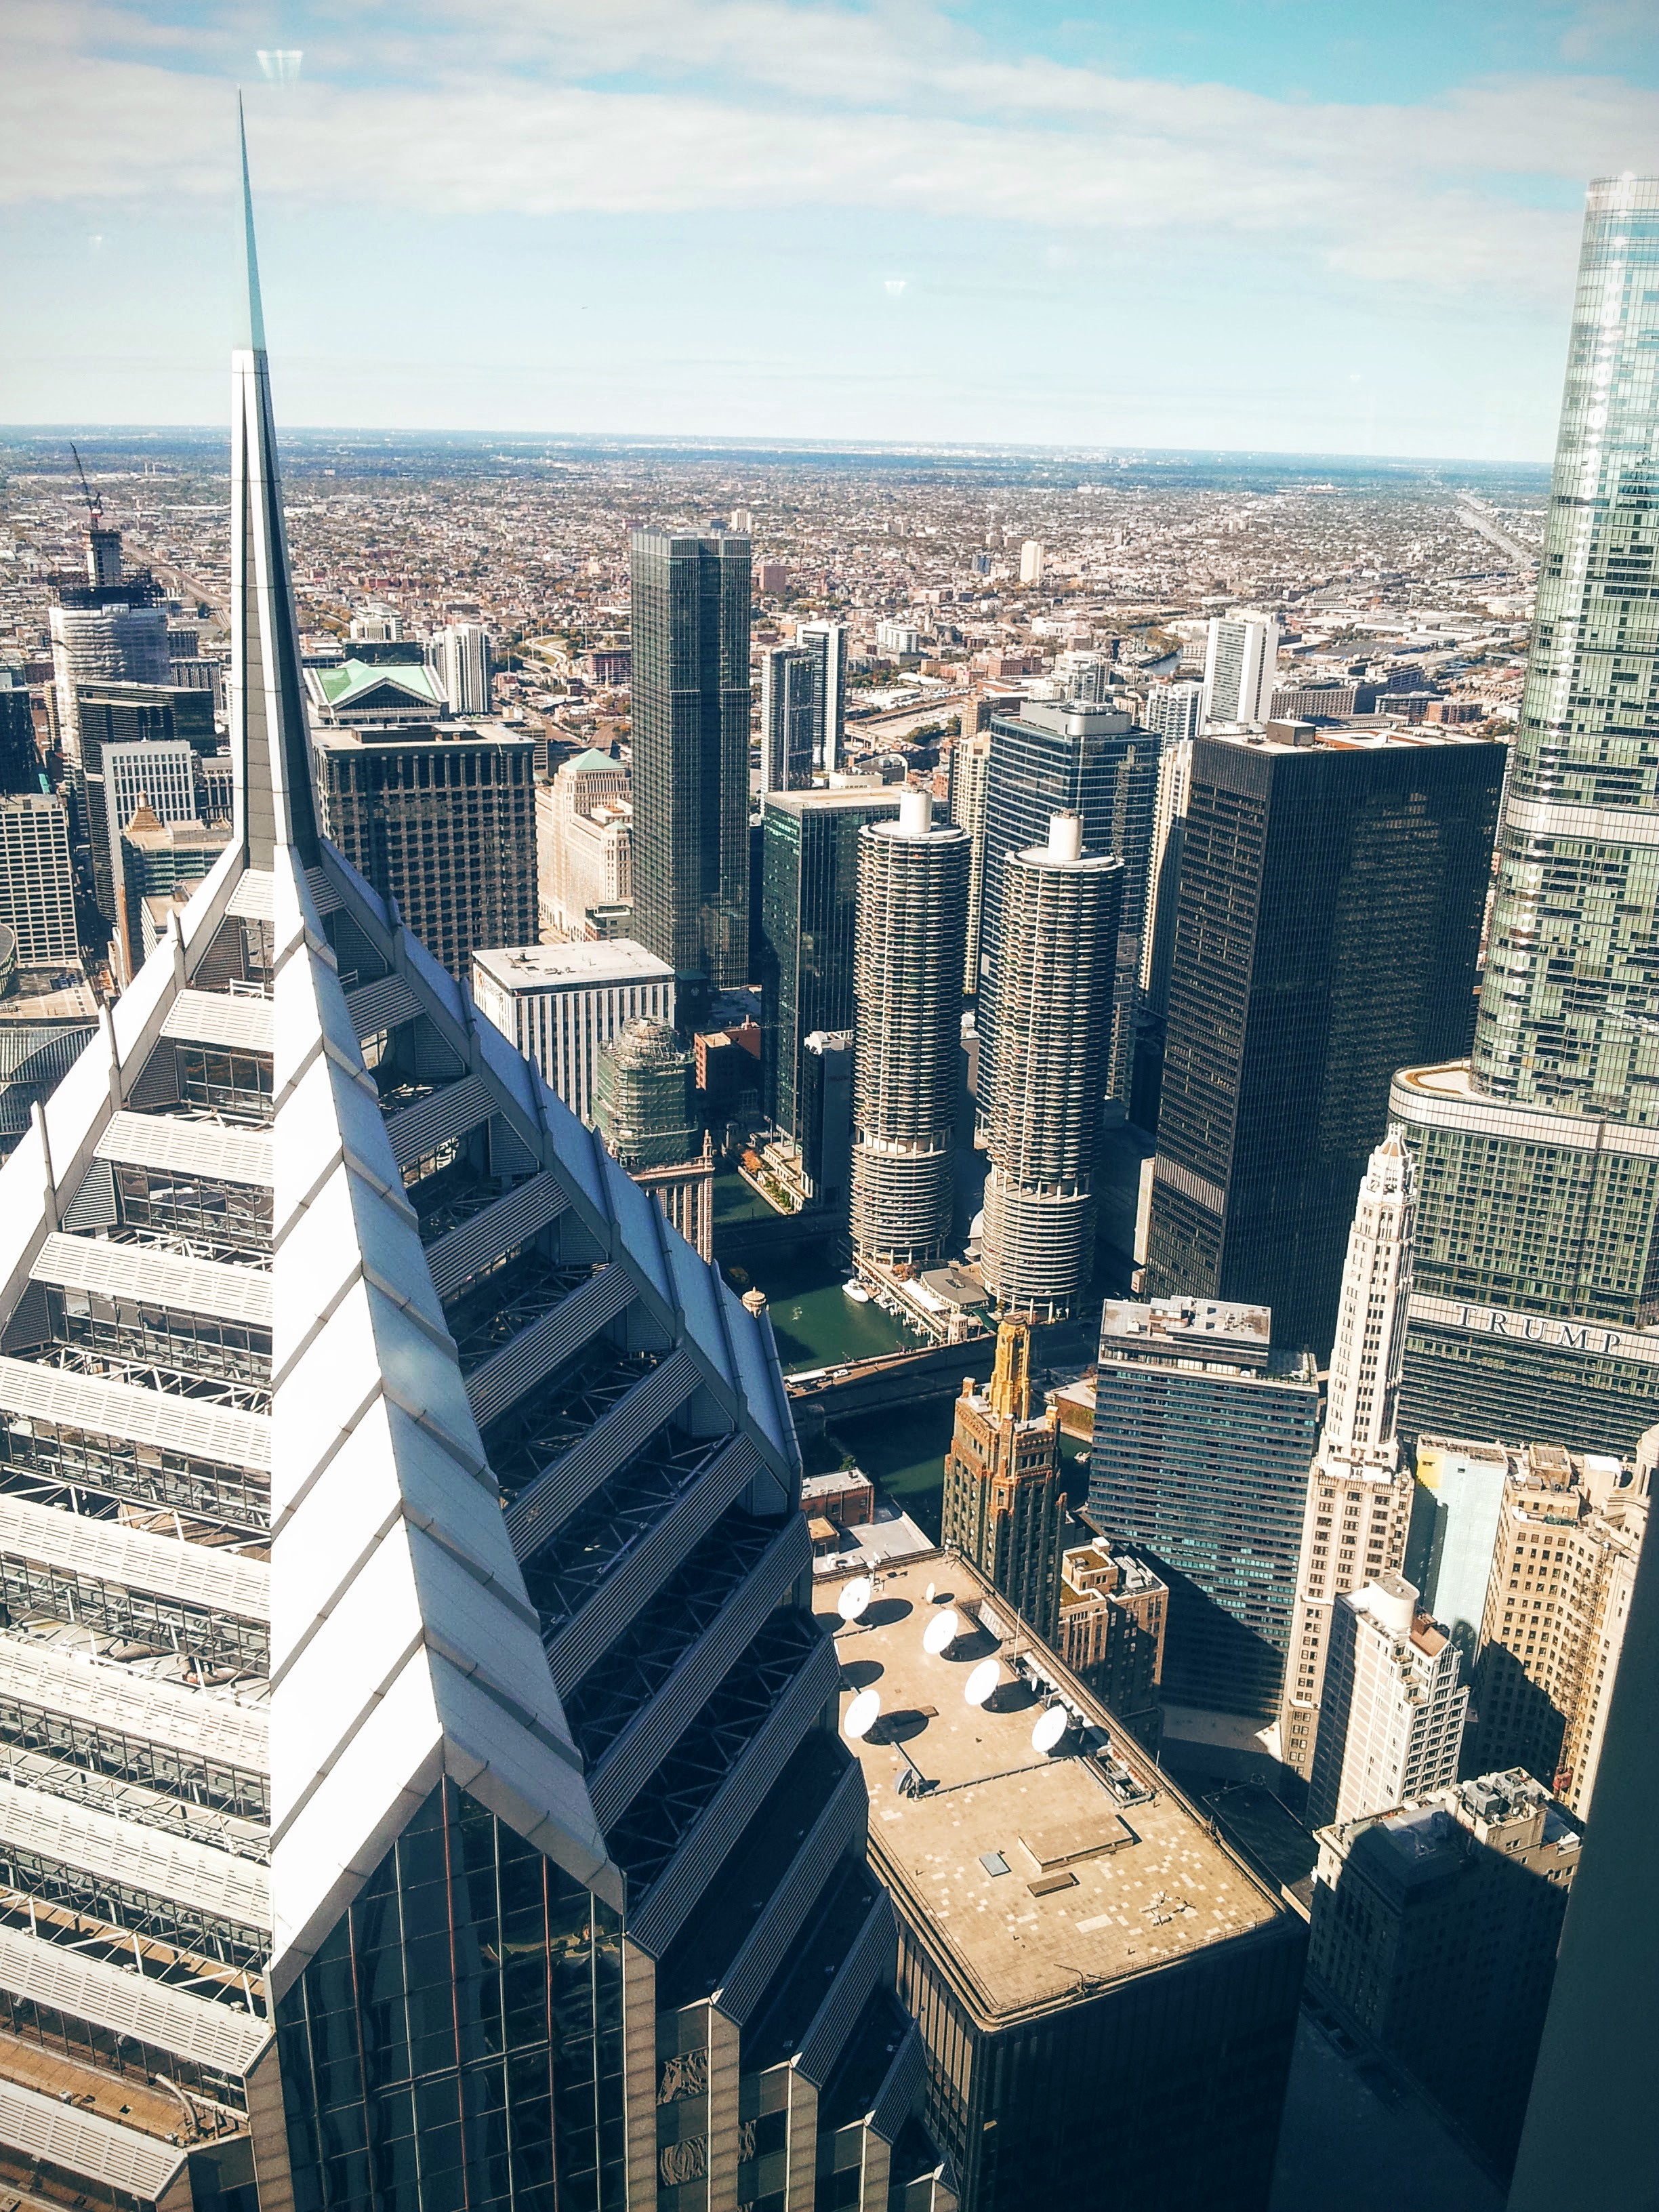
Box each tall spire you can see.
[231,101,318,867]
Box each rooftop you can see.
[818,1554,1283,2027]
[1099,1295,1289,1374]
[472,937,672,993]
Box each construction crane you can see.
[69,442,102,525]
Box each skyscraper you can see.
[428,619,492,715]
[1141,678,1204,745]
[0,145,949,2212]
[0,795,77,966]
[850,790,968,1273]
[1305,1574,1468,1828]
[758,642,815,794]
[946,722,991,994]
[1279,1132,1418,1785]
[471,937,676,1125]
[47,535,169,764]
[793,617,848,772]
[70,678,216,938]
[1469,1441,1648,1820]
[1391,178,1659,1457]
[1088,1297,1321,1717]
[977,698,1159,1112]
[1201,613,1279,726]
[534,745,631,939]
[592,1013,715,1259]
[979,813,1122,1322]
[756,787,899,1202]
[312,720,538,981]
[1130,727,1193,1131]
[0,672,38,794]
[939,1318,1064,1640]
[1507,1425,1659,2212]
[630,529,752,998]
[1144,727,1506,1357]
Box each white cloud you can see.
[0,0,1650,311]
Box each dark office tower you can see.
[1143,728,1505,1357]
[0,148,951,2212]
[759,643,815,794]
[0,674,37,794]
[794,619,847,771]
[630,529,752,998]
[312,721,538,981]
[1509,1420,1659,2212]
[851,791,969,1273]
[1089,1297,1322,1717]
[1392,178,1659,1456]
[940,1318,1065,1640]
[758,788,899,1206]
[977,697,1159,1113]
[980,812,1122,1322]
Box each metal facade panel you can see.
[0,2072,189,2199]
[796,1891,896,2089]
[0,1492,269,1621]
[588,1513,811,1829]
[426,1170,570,1303]
[715,1755,865,2028]
[96,1111,274,1187]
[161,989,275,1054]
[466,1262,635,1438]
[627,1629,841,1959]
[546,1434,760,1694]
[32,1231,273,1326]
[504,1343,701,1559]
[0,1918,270,2075]
[0,1637,268,1772]
[0,1355,271,1469]
[0,1777,270,1927]
[384,1073,493,1168]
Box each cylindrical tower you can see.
[851,789,969,1270]
[980,811,1122,1319]
[592,1016,699,1168]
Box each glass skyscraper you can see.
[976,700,1160,1113]
[629,532,752,996]
[757,788,899,1181]
[1393,176,1659,1452]
[1144,728,1505,1358]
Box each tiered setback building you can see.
[0,163,955,2212]
[1279,1132,1418,1785]
[849,792,968,1273]
[821,1553,1307,2212]
[1145,726,1506,1356]
[1392,180,1659,1457]
[1089,1297,1320,1718]
[979,813,1121,1322]
[939,1319,1064,1641]
[472,937,675,1127]
[1056,1541,1166,1750]
[534,746,631,941]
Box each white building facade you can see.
[1307,1572,1468,1828]
[0,794,78,966]
[472,937,676,1126]
[1202,613,1281,726]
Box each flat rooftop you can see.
[1099,1295,1275,1368]
[818,1555,1284,2027]
[472,937,672,991]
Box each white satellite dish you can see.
[924,1582,935,1604]
[964,1659,1000,1707]
[922,1608,961,1656]
[838,1576,873,1623]
[1031,1705,1069,1754]
[844,1689,880,1741]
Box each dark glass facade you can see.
[977,702,1160,1109]
[630,533,753,994]
[1145,734,1504,1356]
[277,1780,626,2212]
[0,682,38,796]
[897,1912,1305,2212]
[758,791,899,1143]
[1088,1347,1320,1717]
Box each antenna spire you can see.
[237,92,268,354]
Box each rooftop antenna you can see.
[69,443,102,525]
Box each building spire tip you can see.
[237,91,267,354]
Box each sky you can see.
[3,1,1658,457]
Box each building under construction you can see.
[593,1012,716,1258]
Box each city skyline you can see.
[3,2,1658,454]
